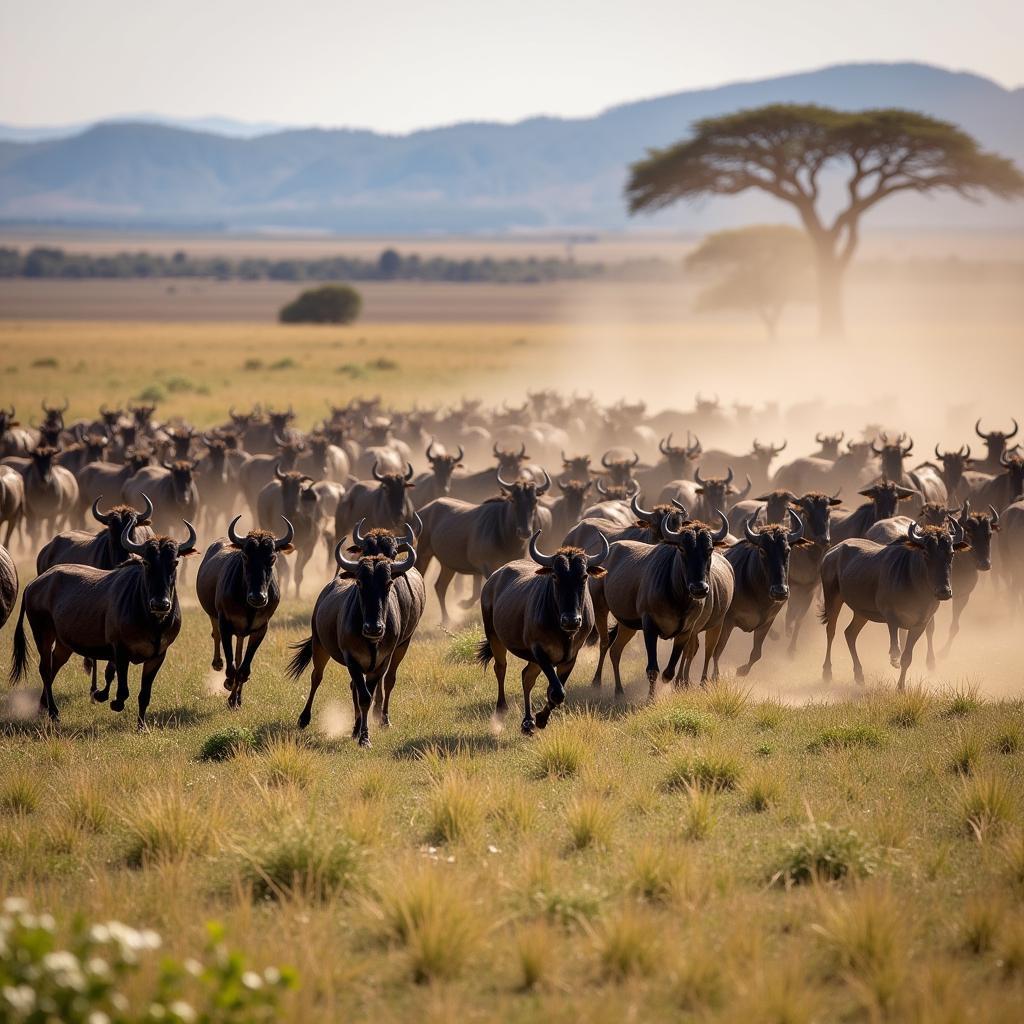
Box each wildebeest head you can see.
[751,439,787,468]
[372,461,416,520]
[274,466,316,517]
[917,502,957,528]
[905,519,965,602]
[630,493,688,536]
[166,427,195,460]
[999,452,1024,501]
[29,446,59,479]
[870,433,913,480]
[41,397,68,429]
[125,446,153,473]
[975,418,1018,465]
[80,431,110,463]
[814,431,845,459]
[274,433,306,469]
[529,531,609,634]
[229,406,259,433]
[557,478,592,525]
[594,478,639,500]
[426,440,464,494]
[363,416,393,446]
[268,406,296,435]
[346,517,418,559]
[493,442,529,477]
[933,444,972,490]
[695,392,719,416]
[660,510,730,598]
[497,469,550,541]
[600,449,640,486]
[844,440,874,463]
[37,422,63,447]
[790,491,843,546]
[227,514,294,608]
[743,510,806,602]
[694,466,752,509]
[93,493,153,562]
[756,489,799,525]
[333,546,416,641]
[99,404,123,430]
[956,500,998,572]
[120,519,197,619]
[857,480,916,519]
[130,404,156,430]
[200,436,229,481]
[161,459,198,509]
[560,452,592,482]
[657,433,701,475]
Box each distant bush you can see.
[243,357,264,371]
[269,357,298,370]
[279,284,362,325]
[30,356,58,368]
[134,384,165,403]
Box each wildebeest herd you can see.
[1,396,1022,743]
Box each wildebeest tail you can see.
[286,636,314,680]
[9,598,29,685]
[475,637,493,667]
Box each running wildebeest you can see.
[410,440,464,509]
[0,543,17,629]
[76,447,152,513]
[932,444,973,500]
[287,538,425,747]
[660,466,752,523]
[20,447,80,543]
[449,443,533,503]
[974,418,1018,473]
[257,467,321,598]
[1000,499,1024,615]
[196,515,294,708]
[545,478,592,538]
[335,461,417,545]
[10,519,197,727]
[478,531,609,734]
[122,460,198,534]
[830,480,917,543]
[36,495,155,575]
[563,493,688,552]
[820,518,966,689]
[964,453,1024,510]
[0,465,24,547]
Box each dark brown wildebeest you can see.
[57,430,110,478]
[964,453,1024,511]
[295,432,350,483]
[563,493,688,552]
[560,452,593,484]
[415,471,552,627]
[711,511,806,677]
[196,515,294,708]
[478,531,609,734]
[727,489,799,535]
[819,518,965,689]
[161,426,196,462]
[0,465,24,547]
[829,481,917,543]
[244,406,297,456]
[932,444,973,500]
[544,478,593,538]
[36,495,155,575]
[811,432,845,460]
[411,441,464,509]
[449,443,532,504]
[287,539,425,746]
[239,434,306,513]
[589,511,733,693]
[974,418,1018,473]
[869,433,947,509]
[335,462,417,545]
[660,466,752,522]
[122,460,198,534]
[580,478,641,526]
[600,449,641,488]
[1000,499,1024,614]
[634,434,702,497]
[128,403,158,441]
[76,447,152,514]
[10,520,197,726]
[697,439,786,491]
[20,447,80,544]
[342,519,418,561]
[257,467,321,598]
[0,543,17,629]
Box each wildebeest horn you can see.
[816,432,825,444]
[595,478,608,496]
[536,469,551,495]
[1000,450,1013,467]
[934,443,943,460]
[736,474,752,499]
[687,432,701,455]
[586,533,610,568]
[276,517,294,550]
[496,469,517,490]
[335,540,362,573]
[988,504,1000,527]
[519,442,527,458]
[177,520,197,555]
[901,436,913,456]
[907,520,925,545]
[961,445,971,459]
[629,450,640,467]
[353,518,368,545]
[744,512,760,543]
[774,440,787,454]
[787,508,804,544]
[947,515,965,546]
[227,514,246,547]
[92,496,112,525]
[710,508,730,543]
[274,462,287,480]
[390,547,416,577]
[836,431,844,443]
[395,519,416,548]
[454,444,464,462]
[135,492,153,523]
[162,459,174,470]
[1008,419,1020,440]
[426,438,438,461]
[529,530,555,568]
[630,492,654,522]
[625,479,640,496]
[659,434,672,455]
[412,511,424,537]
[404,462,415,481]
[724,467,734,486]
[870,439,883,455]
[121,520,148,554]
[975,418,986,439]
[671,499,688,516]
[273,432,288,447]
[601,451,613,468]
[372,461,385,481]
[61,397,69,412]
[693,465,707,487]
[492,442,501,458]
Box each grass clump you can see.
[957,772,1016,840]
[30,356,59,368]
[774,820,877,885]
[993,726,1021,755]
[947,725,982,775]
[530,726,589,779]
[199,726,257,762]
[808,724,884,753]
[61,776,109,833]
[258,735,320,788]
[662,750,741,793]
[121,790,213,867]
[424,772,482,844]
[941,681,982,718]
[960,896,1003,954]
[445,626,485,664]
[660,705,713,737]
[269,357,297,370]
[625,842,689,904]
[368,357,398,371]
[491,782,536,836]
[680,781,717,841]
[743,770,781,812]
[999,829,1024,892]
[702,679,749,719]
[242,357,263,370]
[593,908,659,981]
[134,384,165,403]
[0,772,41,815]
[563,793,615,851]
[513,920,556,991]
[884,685,931,728]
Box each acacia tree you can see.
[626,106,1024,336]
[685,225,811,339]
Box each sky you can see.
[1,0,1021,133]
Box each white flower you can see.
[263,966,281,985]
[169,1000,196,1022]
[88,1012,111,1024]
[184,958,203,977]
[86,957,110,977]
[3,985,35,1013]
[90,924,111,943]
[38,913,55,932]
[43,950,80,972]
[241,970,263,990]
[2,897,28,914]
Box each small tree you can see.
[279,284,362,324]
[685,225,811,338]
[627,106,1024,336]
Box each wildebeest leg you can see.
[710,622,736,680]
[136,653,165,730]
[662,638,685,683]
[821,601,842,683]
[378,641,411,727]
[897,624,925,690]
[89,660,98,697]
[640,615,662,696]
[294,549,310,599]
[736,620,772,677]
[219,618,237,695]
[534,646,567,729]
[491,638,509,715]
[297,638,330,729]
[608,624,637,697]
[700,624,724,684]
[209,615,224,671]
[845,614,870,684]
[520,662,541,735]
[434,565,456,627]
[278,556,293,597]
[924,617,936,671]
[940,596,966,657]
[887,623,902,669]
[230,625,268,709]
[589,592,611,687]
[350,661,375,747]
[40,641,72,721]
[678,632,700,686]
[785,586,814,655]
[110,649,132,712]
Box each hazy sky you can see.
[1,0,1020,132]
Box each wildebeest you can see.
[634,434,702,498]
[830,481,917,543]
[240,434,306,513]
[295,432,351,483]
[660,466,752,522]
[560,452,593,484]
[20,447,80,543]
[820,518,965,689]
[0,465,24,547]
[75,447,152,513]
[869,433,947,510]
[243,406,298,456]
[257,467,321,598]
[0,406,35,458]
[811,432,845,460]
[963,453,1024,511]
[449,443,533,503]
[727,489,799,535]
[932,444,973,500]
[122,461,198,534]
[196,515,294,707]
[544,478,593,538]
[193,435,235,535]
[478,531,609,733]
[0,543,17,629]
[411,441,464,509]
[57,430,110,478]
[287,539,425,746]
[599,449,641,487]
[563,493,688,553]
[10,520,197,726]
[974,418,1018,473]
[335,461,417,544]
[697,439,786,491]
[580,478,641,525]
[589,511,733,693]
[415,471,552,627]
[1000,499,1024,614]
[711,511,805,676]
[36,495,155,574]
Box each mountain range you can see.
[0,63,1021,234]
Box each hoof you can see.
[822,667,832,683]
[380,715,390,729]
[854,672,865,685]
[662,670,674,682]
[91,690,108,704]
[521,719,535,736]
[536,708,551,729]
[737,665,751,678]
[495,702,508,717]
[212,658,224,671]
[222,679,233,692]
[110,699,125,713]
[297,712,311,729]
[590,679,603,689]
[358,735,372,748]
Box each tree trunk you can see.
[815,253,844,338]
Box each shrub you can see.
[243,357,264,370]
[773,820,877,885]
[279,284,362,324]
[30,356,58,368]
[199,726,257,762]
[663,750,741,792]
[164,375,194,393]
[368,357,398,371]
[269,357,297,370]
[134,384,165,403]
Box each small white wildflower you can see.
[263,966,281,985]
[43,950,80,973]
[183,958,202,977]
[90,924,111,943]
[2,897,28,914]
[88,1012,111,1024]
[148,1003,167,1020]
[241,970,262,990]
[139,928,162,950]
[38,913,55,932]
[112,994,128,1011]
[169,1001,196,1022]
[86,957,109,977]
[3,985,35,1012]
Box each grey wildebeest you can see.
[932,444,973,501]
[830,481,917,543]
[415,471,552,627]
[711,511,806,677]
[287,539,425,747]
[696,439,786,492]
[21,447,80,543]
[10,519,197,727]
[75,447,152,513]
[974,418,1018,473]
[0,465,24,547]
[411,441,464,509]
[544,478,593,538]
[819,518,966,689]
[196,515,294,708]
[560,452,593,484]
[1000,500,1024,614]
[660,466,752,523]
[57,430,109,478]
[335,461,417,543]
[449,443,533,504]
[240,434,306,513]
[589,511,733,693]
[563,493,688,553]
[122,460,199,534]
[964,453,1024,511]
[0,544,17,629]
[0,406,35,458]
[580,478,641,526]
[634,434,702,498]
[478,531,609,734]
[257,467,321,598]
[870,434,947,510]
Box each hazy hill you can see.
[0,63,1021,233]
